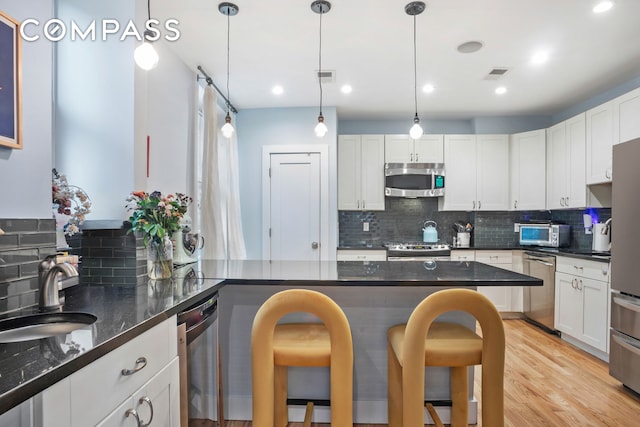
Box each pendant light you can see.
[219,2,239,139]
[134,0,159,70]
[406,1,425,140]
[312,0,331,138]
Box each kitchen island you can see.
[195,260,540,424]
[0,260,540,424]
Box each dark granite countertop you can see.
[0,270,223,415]
[196,259,542,286]
[0,259,540,415]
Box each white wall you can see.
[236,106,338,259]
[54,0,194,220]
[0,0,54,218]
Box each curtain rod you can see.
[197,65,238,114]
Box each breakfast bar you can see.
[196,259,541,424]
[0,260,541,424]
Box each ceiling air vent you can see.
[484,67,510,81]
[316,70,335,83]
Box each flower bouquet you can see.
[126,191,192,279]
[52,169,91,240]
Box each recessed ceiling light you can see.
[422,84,435,93]
[593,1,614,13]
[531,51,549,65]
[341,84,353,94]
[272,85,284,95]
[495,86,507,95]
[457,41,484,54]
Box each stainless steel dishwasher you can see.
[523,251,558,333]
[177,291,222,427]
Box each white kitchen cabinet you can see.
[384,134,444,163]
[586,100,614,184]
[613,88,640,145]
[0,399,33,427]
[338,135,385,211]
[475,250,514,312]
[97,357,180,427]
[546,113,587,209]
[336,249,387,261]
[450,249,475,262]
[554,257,610,359]
[442,134,509,211]
[509,129,546,210]
[32,316,179,427]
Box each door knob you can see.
[311,242,319,249]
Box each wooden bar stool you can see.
[251,289,353,427]
[387,288,505,427]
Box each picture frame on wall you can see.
[0,10,22,149]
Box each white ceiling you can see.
[153,0,640,120]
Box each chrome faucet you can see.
[38,257,78,311]
[602,218,613,234]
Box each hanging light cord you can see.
[318,8,324,116]
[147,0,151,21]
[413,13,418,118]
[226,11,231,114]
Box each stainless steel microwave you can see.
[384,163,445,197]
[518,223,570,247]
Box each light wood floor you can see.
[224,319,640,426]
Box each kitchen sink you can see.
[0,312,97,343]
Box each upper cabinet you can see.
[441,134,509,211]
[547,113,587,209]
[586,100,614,184]
[613,88,640,145]
[338,135,385,211]
[510,129,546,211]
[385,134,444,163]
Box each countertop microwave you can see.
[518,223,570,247]
[384,163,445,198]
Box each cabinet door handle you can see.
[577,279,583,291]
[571,278,577,289]
[362,200,366,210]
[121,357,147,376]
[415,153,419,162]
[410,153,414,162]
[606,169,611,179]
[138,396,154,427]
[565,196,569,206]
[357,200,360,209]
[125,409,142,427]
[514,200,518,209]
[472,201,476,210]
[478,201,481,209]
[560,197,565,207]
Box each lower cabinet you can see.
[33,316,179,427]
[336,249,387,261]
[474,250,522,313]
[97,357,180,427]
[554,257,610,357]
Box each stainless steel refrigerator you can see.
[610,137,640,394]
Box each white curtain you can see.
[199,85,247,260]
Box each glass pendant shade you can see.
[221,113,235,138]
[409,115,424,139]
[134,41,159,70]
[315,115,328,137]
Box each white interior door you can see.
[268,152,321,260]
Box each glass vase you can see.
[147,236,174,279]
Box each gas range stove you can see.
[384,242,451,259]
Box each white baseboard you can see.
[225,397,478,424]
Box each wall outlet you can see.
[514,223,520,232]
[363,222,369,232]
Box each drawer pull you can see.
[613,296,640,314]
[125,408,141,427]
[121,357,147,376]
[612,333,640,356]
[138,396,154,427]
